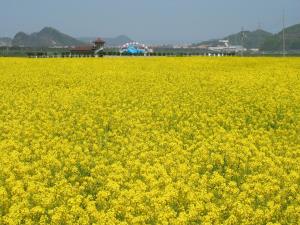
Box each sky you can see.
[0,0,300,44]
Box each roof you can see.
[70,38,105,52]
[70,45,94,51]
[94,38,105,44]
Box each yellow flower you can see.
[0,57,299,224]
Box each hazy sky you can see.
[1,0,300,44]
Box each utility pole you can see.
[282,9,286,57]
[257,22,262,30]
[241,26,244,57]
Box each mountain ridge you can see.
[261,23,300,50]
[2,23,300,50]
[192,23,300,50]
[12,27,84,47]
[192,29,273,49]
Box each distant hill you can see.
[79,35,133,47]
[225,29,272,49]
[193,29,272,49]
[12,27,83,47]
[261,23,300,51]
[0,37,12,47]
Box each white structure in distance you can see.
[120,42,153,54]
[208,40,246,53]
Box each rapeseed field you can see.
[0,57,299,224]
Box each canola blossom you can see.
[0,57,299,225]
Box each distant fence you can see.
[25,51,237,58]
[2,46,300,58]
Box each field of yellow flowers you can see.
[0,57,299,224]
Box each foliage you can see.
[0,57,299,224]
[261,24,300,51]
[192,29,273,49]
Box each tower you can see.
[93,38,105,50]
[282,10,286,57]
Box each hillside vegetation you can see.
[193,23,300,51]
[261,24,300,51]
[197,29,272,49]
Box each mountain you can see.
[12,27,83,47]
[0,37,12,47]
[224,29,272,49]
[261,23,300,51]
[79,35,133,47]
[193,29,272,49]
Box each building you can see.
[208,40,246,53]
[70,38,105,56]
